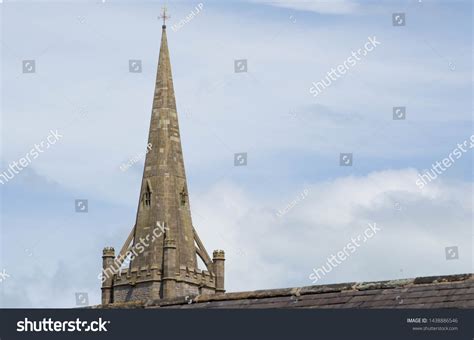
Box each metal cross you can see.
[159,6,170,26]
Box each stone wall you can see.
[112,268,218,302]
[114,281,162,303]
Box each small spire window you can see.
[180,187,188,206]
[143,181,152,207]
[144,191,151,206]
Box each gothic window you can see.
[180,187,188,206]
[144,191,151,206]
[143,182,152,207]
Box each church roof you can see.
[100,273,473,309]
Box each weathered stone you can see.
[101,20,225,304]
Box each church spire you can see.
[131,5,194,272]
[101,8,225,304]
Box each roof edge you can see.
[96,273,473,309]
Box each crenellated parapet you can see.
[178,265,216,289]
[111,264,218,291]
[114,266,161,286]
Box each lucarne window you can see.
[180,187,188,206]
[143,190,151,207]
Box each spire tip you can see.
[159,6,170,27]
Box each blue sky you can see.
[0,0,472,307]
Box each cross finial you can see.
[159,6,170,27]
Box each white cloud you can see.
[1,168,471,307]
[252,0,359,14]
[193,169,472,292]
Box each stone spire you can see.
[130,15,196,273]
[101,19,225,304]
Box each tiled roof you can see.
[102,273,474,309]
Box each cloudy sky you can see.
[0,0,472,307]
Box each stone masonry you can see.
[101,16,225,305]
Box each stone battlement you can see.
[113,265,216,290]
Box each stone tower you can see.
[101,12,225,304]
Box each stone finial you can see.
[212,249,225,260]
[102,247,115,257]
